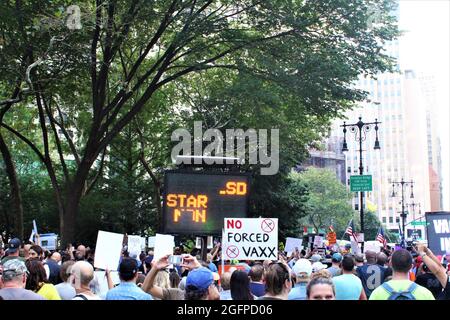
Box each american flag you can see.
[345,219,358,242]
[376,227,387,248]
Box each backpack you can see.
[381,282,417,300]
[74,294,88,300]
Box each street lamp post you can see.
[390,178,414,247]
[406,202,421,240]
[341,117,381,253]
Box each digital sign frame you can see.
[162,170,250,235]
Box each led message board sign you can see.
[162,171,250,235]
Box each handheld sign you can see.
[426,211,450,256]
[222,218,278,260]
[94,231,124,271]
[162,171,250,234]
[285,237,303,253]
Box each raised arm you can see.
[417,244,448,288]
[142,254,170,299]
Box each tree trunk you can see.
[61,154,95,245]
[0,132,24,239]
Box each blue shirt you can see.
[288,283,307,300]
[106,282,153,300]
[208,262,218,273]
[249,282,266,297]
[220,290,232,300]
[333,274,363,300]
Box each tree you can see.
[0,0,400,244]
[292,168,355,236]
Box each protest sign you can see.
[94,271,121,299]
[127,235,143,258]
[153,233,175,261]
[426,212,450,256]
[148,236,156,248]
[140,237,146,250]
[94,231,124,270]
[223,218,278,260]
[285,237,303,253]
[364,241,381,253]
[327,232,337,245]
[351,240,360,254]
[39,233,58,251]
[313,236,324,247]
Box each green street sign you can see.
[350,175,373,192]
[411,221,428,226]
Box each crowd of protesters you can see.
[1,236,449,300]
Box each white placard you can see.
[195,237,202,249]
[140,237,146,250]
[285,237,303,252]
[40,233,58,251]
[364,241,382,253]
[148,236,156,248]
[351,240,360,255]
[153,233,175,261]
[94,231,124,271]
[313,236,324,247]
[222,218,278,260]
[207,236,213,249]
[94,271,121,299]
[127,235,142,258]
[356,233,365,242]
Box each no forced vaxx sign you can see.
[223,218,278,260]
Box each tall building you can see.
[301,136,347,185]
[417,72,444,211]
[328,27,438,240]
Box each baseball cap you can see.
[2,259,28,281]
[311,254,321,263]
[292,259,312,277]
[332,253,343,262]
[118,258,138,277]
[6,238,21,254]
[312,261,327,273]
[186,267,214,291]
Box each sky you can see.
[399,0,450,210]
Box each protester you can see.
[45,252,62,285]
[184,267,220,300]
[415,261,442,299]
[357,250,386,298]
[306,271,336,300]
[289,258,312,300]
[106,258,153,300]
[1,238,25,265]
[0,259,45,300]
[25,258,61,300]
[369,249,434,300]
[259,262,292,300]
[169,269,181,289]
[55,261,76,300]
[219,271,232,300]
[355,254,365,268]
[248,263,266,297]
[71,261,101,300]
[142,254,195,300]
[230,270,254,300]
[417,244,450,300]
[75,245,86,261]
[28,245,44,260]
[333,255,367,300]
[327,253,342,277]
